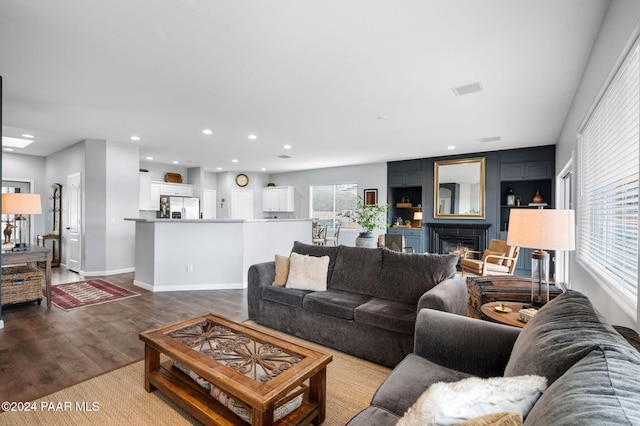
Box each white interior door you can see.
[231,190,253,220]
[203,189,217,219]
[67,173,82,273]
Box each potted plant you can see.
[353,197,388,247]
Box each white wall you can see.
[555,0,640,330]
[267,162,388,246]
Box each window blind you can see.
[577,37,639,306]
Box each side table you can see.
[1,246,52,308]
[481,301,526,328]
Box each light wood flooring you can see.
[0,268,248,403]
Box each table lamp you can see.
[413,211,423,228]
[506,208,575,307]
[1,193,42,251]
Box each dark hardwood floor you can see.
[0,269,248,403]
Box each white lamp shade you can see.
[2,193,43,215]
[507,209,575,251]
[413,211,423,220]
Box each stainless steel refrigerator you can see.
[158,196,200,219]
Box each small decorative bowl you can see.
[1,242,15,252]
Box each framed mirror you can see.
[434,157,485,219]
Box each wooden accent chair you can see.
[460,239,520,277]
[379,233,415,253]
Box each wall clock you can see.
[235,173,249,187]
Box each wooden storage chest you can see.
[466,275,562,319]
[1,266,43,306]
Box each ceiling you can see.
[0,0,609,173]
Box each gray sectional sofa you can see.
[247,241,464,368]
[347,290,640,425]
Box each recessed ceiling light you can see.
[131,136,141,141]
[145,156,154,160]
[377,115,389,120]
[232,159,238,163]
[216,167,222,170]
[283,144,291,149]
[22,134,34,139]
[203,129,212,135]
[172,161,179,164]
[447,145,455,150]
[248,134,257,140]
[2,136,34,148]
[260,168,266,171]
[4,148,14,152]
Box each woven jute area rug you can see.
[45,279,140,311]
[1,321,391,425]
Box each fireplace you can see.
[427,223,492,255]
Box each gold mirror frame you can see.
[434,157,486,219]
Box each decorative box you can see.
[466,275,562,319]
[1,266,43,306]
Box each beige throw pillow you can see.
[272,255,290,286]
[285,252,329,291]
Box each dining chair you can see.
[325,223,341,246]
[312,225,327,246]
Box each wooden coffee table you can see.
[139,313,332,425]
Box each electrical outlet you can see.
[187,264,193,272]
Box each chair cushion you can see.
[303,289,372,320]
[377,250,458,304]
[355,298,417,335]
[482,249,506,265]
[261,285,311,308]
[329,245,383,295]
[504,290,633,386]
[371,353,473,417]
[460,258,510,274]
[524,348,640,425]
[487,239,516,267]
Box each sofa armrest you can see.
[247,261,276,320]
[417,277,467,316]
[414,308,521,378]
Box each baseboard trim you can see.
[133,280,244,292]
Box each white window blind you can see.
[577,37,639,306]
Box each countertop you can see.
[124,218,312,223]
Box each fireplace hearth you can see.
[427,223,491,255]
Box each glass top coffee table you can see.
[139,313,332,425]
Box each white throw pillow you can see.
[397,375,547,426]
[285,252,329,291]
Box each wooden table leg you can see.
[45,253,52,308]
[144,344,160,392]
[309,367,327,424]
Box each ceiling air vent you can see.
[277,155,292,159]
[479,136,502,143]
[451,81,484,96]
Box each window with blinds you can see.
[577,36,639,308]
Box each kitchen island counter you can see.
[125,218,312,291]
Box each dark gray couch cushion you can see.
[524,348,640,425]
[346,405,399,425]
[355,298,417,335]
[302,290,372,320]
[329,246,383,295]
[504,290,632,386]
[261,285,312,308]
[371,353,473,417]
[291,241,339,284]
[377,250,458,304]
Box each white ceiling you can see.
[0,0,609,173]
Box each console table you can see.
[1,246,52,308]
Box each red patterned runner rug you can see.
[44,279,140,311]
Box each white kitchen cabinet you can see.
[262,186,294,212]
[139,172,152,210]
[156,182,193,197]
